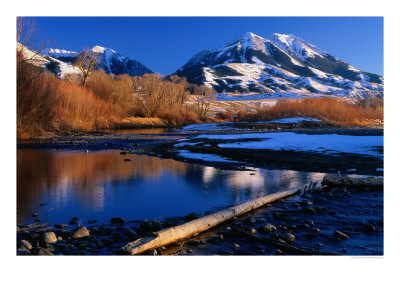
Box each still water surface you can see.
[17,149,325,225]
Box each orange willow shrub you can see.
[17,52,120,138]
[237,98,383,126]
[17,49,216,138]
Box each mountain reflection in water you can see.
[17,149,325,224]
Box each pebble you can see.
[260,223,277,233]
[43,232,57,244]
[20,240,32,250]
[219,234,224,240]
[69,221,77,225]
[280,233,295,243]
[232,243,240,249]
[334,230,349,239]
[250,228,257,234]
[88,220,97,224]
[72,226,90,239]
[313,228,320,233]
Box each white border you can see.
[2,1,398,299]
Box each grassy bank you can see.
[236,97,383,127]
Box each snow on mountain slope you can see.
[85,45,152,76]
[18,43,80,78]
[174,32,383,99]
[42,48,79,58]
[43,45,153,77]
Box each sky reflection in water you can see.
[17,149,325,224]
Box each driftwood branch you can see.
[121,186,303,255]
[17,223,50,232]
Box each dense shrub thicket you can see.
[17,51,216,139]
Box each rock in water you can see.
[260,223,277,233]
[280,233,295,243]
[43,232,57,244]
[232,243,240,249]
[72,226,90,239]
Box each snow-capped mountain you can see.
[42,48,79,58]
[18,43,80,78]
[174,32,383,99]
[88,45,152,76]
[43,45,152,77]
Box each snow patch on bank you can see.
[195,132,383,158]
[176,150,241,163]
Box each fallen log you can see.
[121,186,303,255]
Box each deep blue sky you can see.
[33,17,383,76]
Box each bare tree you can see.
[195,85,217,120]
[17,17,36,46]
[74,49,100,86]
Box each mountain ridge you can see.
[173,32,383,99]
[40,45,153,77]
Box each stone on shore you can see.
[72,226,90,239]
[43,232,57,244]
[20,240,32,250]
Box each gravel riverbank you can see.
[17,176,383,256]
